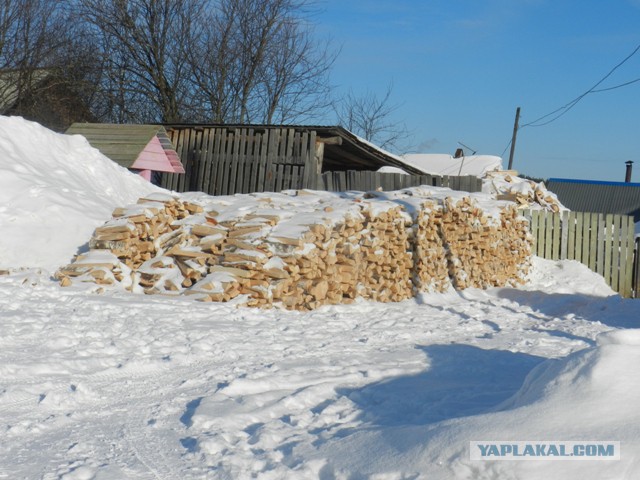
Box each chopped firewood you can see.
[57,189,532,310]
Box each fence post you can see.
[596,213,605,276]
[633,237,640,298]
[560,210,569,260]
[622,216,635,298]
[552,212,561,260]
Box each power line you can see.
[500,138,512,158]
[591,76,640,93]
[521,42,640,129]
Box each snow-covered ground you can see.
[1,117,639,479]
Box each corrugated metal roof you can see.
[66,123,180,170]
[548,177,640,188]
[547,178,640,221]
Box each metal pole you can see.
[507,107,520,170]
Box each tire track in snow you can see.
[0,354,230,480]
[0,362,174,414]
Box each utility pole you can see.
[507,107,520,170]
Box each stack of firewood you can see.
[56,250,132,289]
[411,200,450,293]
[486,172,565,212]
[86,192,204,270]
[56,187,533,310]
[357,204,413,302]
[440,196,532,289]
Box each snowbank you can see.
[0,116,161,271]
[310,328,640,479]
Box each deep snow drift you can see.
[0,116,159,271]
[0,116,638,480]
[312,326,640,479]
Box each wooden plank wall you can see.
[319,171,482,193]
[160,127,482,196]
[522,210,637,298]
[160,127,317,195]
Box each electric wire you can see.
[520,43,640,129]
[591,76,640,93]
[499,43,640,160]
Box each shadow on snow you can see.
[336,344,545,428]
[495,288,639,329]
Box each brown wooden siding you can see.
[160,126,483,196]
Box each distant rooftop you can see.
[400,154,502,177]
[547,178,640,220]
[548,178,640,188]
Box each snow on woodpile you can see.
[484,171,566,212]
[57,187,533,310]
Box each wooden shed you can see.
[159,124,427,195]
[66,123,185,181]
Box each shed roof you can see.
[547,178,640,221]
[66,123,184,173]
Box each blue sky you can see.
[316,0,640,181]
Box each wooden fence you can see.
[522,210,638,298]
[159,126,483,196]
[160,127,319,195]
[319,170,482,193]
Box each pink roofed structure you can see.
[66,123,184,182]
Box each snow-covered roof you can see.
[400,154,503,177]
[377,165,409,175]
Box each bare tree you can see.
[333,83,409,152]
[183,1,236,123]
[1,0,336,127]
[78,0,206,123]
[0,1,100,129]
[0,0,65,112]
[257,13,335,123]
[185,0,335,124]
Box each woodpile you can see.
[439,196,531,289]
[56,187,533,310]
[56,250,132,289]
[358,204,413,302]
[486,172,565,212]
[411,200,450,293]
[87,192,204,270]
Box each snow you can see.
[1,116,639,479]
[0,116,160,272]
[483,172,567,211]
[377,165,409,175]
[401,153,503,177]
